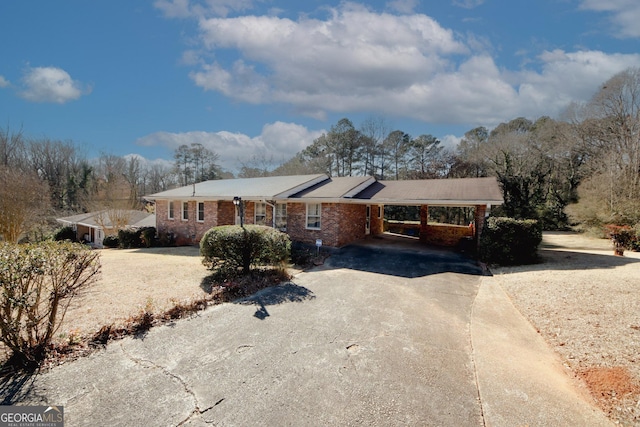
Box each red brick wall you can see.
[336,204,367,246]
[155,200,220,244]
[217,201,235,225]
[370,204,384,235]
[287,202,367,247]
[423,224,474,246]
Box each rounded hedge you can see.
[102,234,120,248]
[200,225,291,273]
[479,217,542,265]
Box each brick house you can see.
[145,174,503,248]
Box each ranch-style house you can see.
[145,174,503,248]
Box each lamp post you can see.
[233,196,244,228]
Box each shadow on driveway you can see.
[323,234,483,278]
[236,283,316,320]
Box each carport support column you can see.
[419,205,428,243]
[474,204,487,247]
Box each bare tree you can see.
[0,124,26,168]
[360,116,390,178]
[571,67,640,224]
[0,166,50,242]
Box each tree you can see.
[0,124,25,168]
[359,116,389,177]
[0,166,50,242]
[326,118,361,177]
[173,143,221,185]
[26,138,92,211]
[571,67,640,225]
[384,130,411,180]
[453,127,489,178]
[408,134,444,179]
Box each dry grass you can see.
[494,232,640,426]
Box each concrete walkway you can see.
[1,238,612,426]
[472,278,612,426]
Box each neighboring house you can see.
[145,174,503,248]
[56,210,155,248]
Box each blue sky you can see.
[1,0,640,172]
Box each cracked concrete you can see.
[3,237,612,426]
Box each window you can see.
[255,202,266,225]
[378,206,383,219]
[168,201,174,220]
[197,202,205,222]
[181,201,189,221]
[275,203,287,231]
[306,203,321,230]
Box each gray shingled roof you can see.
[147,174,328,200]
[144,174,503,206]
[354,177,503,205]
[289,176,375,200]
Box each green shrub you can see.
[479,217,542,265]
[200,225,291,274]
[117,229,140,249]
[102,234,119,248]
[0,241,101,366]
[53,226,77,242]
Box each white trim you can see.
[306,203,322,230]
[275,202,287,231]
[255,202,267,225]
[197,201,205,222]
[168,200,175,220]
[181,201,189,221]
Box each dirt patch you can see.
[495,232,640,426]
[579,366,640,400]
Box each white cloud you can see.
[192,4,468,115]
[20,66,90,104]
[440,134,461,151]
[580,0,640,38]
[154,0,254,18]
[386,0,418,14]
[165,2,640,128]
[135,121,324,169]
[0,76,9,88]
[452,0,484,9]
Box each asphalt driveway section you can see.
[324,237,483,277]
[7,244,486,426]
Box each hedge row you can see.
[479,217,542,265]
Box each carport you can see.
[354,177,504,247]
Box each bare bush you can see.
[0,241,101,366]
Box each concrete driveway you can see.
[1,237,611,426]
